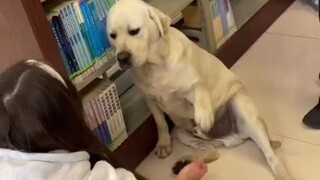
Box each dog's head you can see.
[107,0,171,69]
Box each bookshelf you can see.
[191,0,269,53]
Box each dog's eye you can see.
[110,33,117,39]
[128,28,140,36]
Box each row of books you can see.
[210,0,237,48]
[83,79,128,151]
[46,0,116,85]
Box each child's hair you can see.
[0,60,120,167]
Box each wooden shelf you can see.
[74,57,116,91]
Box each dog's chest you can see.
[134,64,198,118]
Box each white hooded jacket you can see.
[0,148,136,180]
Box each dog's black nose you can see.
[116,51,131,63]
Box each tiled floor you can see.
[136,1,320,180]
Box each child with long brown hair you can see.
[0,60,207,180]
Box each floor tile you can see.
[137,133,320,180]
[267,0,320,39]
[231,33,320,145]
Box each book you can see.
[90,100,109,145]
[210,0,237,48]
[210,0,223,45]
[54,15,80,74]
[95,95,112,146]
[85,103,104,143]
[59,3,84,72]
[110,83,128,149]
[48,16,72,76]
[46,0,117,85]
[226,0,237,33]
[68,4,93,69]
[82,79,128,149]
[217,0,229,36]
[73,2,96,61]
[82,0,104,57]
[101,85,118,142]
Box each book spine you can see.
[66,4,89,80]
[110,84,121,137]
[99,90,117,142]
[218,0,229,36]
[60,6,83,74]
[73,2,95,61]
[83,104,94,130]
[104,86,118,141]
[110,83,127,149]
[86,103,104,143]
[96,0,108,43]
[70,4,94,77]
[112,83,127,135]
[226,0,236,31]
[79,0,100,59]
[61,6,81,70]
[91,99,108,145]
[210,0,223,45]
[95,96,112,146]
[107,85,120,140]
[55,15,79,74]
[69,4,92,69]
[85,0,105,56]
[49,18,72,76]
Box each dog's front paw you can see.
[194,106,214,132]
[155,135,172,158]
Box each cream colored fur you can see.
[107,0,291,179]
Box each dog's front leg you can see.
[193,83,215,132]
[146,98,172,158]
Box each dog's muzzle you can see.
[116,51,132,69]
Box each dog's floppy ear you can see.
[148,6,171,36]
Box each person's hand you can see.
[177,158,208,180]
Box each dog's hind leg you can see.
[231,92,290,180]
[174,128,221,160]
[172,127,220,175]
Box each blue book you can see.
[218,0,229,36]
[84,0,105,56]
[54,15,80,73]
[102,122,112,146]
[79,0,101,58]
[61,5,85,71]
[68,4,93,68]
[96,0,111,49]
[73,2,96,61]
[93,128,104,143]
[49,18,72,76]
[59,6,83,72]
[95,0,110,50]
[91,0,107,51]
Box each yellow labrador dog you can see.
[107,0,290,179]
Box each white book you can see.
[110,83,128,149]
[103,85,118,143]
[108,85,121,138]
[99,87,116,142]
[226,0,237,32]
